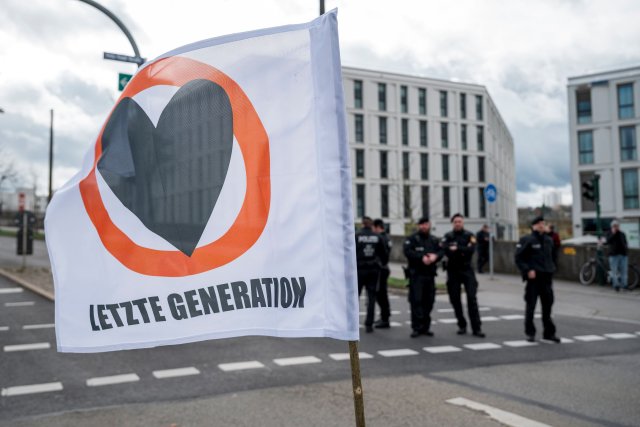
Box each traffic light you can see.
[582,181,595,201]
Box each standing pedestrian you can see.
[606,220,629,292]
[515,216,560,343]
[441,214,485,338]
[404,217,442,338]
[355,216,389,333]
[372,219,392,328]
[476,224,490,273]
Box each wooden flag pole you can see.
[348,340,366,426]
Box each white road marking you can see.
[4,342,50,352]
[218,361,265,371]
[603,333,637,339]
[388,295,399,300]
[478,307,491,312]
[1,382,63,397]
[23,323,55,330]
[329,352,373,361]
[503,340,538,348]
[480,316,500,322]
[378,348,419,357]
[0,326,9,331]
[4,301,34,307]
[534,314,542,318]
[273,356,321,366]
[423,345,462,354]
[86,373,140,387]
[390,321,403,327]
[391,310,401,315]
[446,397,552,427]
[560,337,574,343]
[437,318,458,324]
[464,343,502,351]
[574,335,606,342]
[405,321,412,325]
[0,288,23,294]
[501,314,525,320]
[437,308,454,313]
[152,367,200,379]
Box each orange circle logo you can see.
[79,56,271,277]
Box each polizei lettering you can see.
[89,276,307,331]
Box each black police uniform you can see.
[404,231,443,335]
[441,229,482,334]
[355,226,389,331]
[515,230,557,339]
[476,229,490,273]
[375,232,392,326]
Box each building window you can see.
[475,95,483,121]
[477,125,484,151]
[403,185,412,219]
[420,153,429,180]
[402,152,410,180]
[578,130,594,164]
[620,126,637,161]
[479,187,486,218]
[355,114,364,143]
[380,184,389,217]
[442,154,449,181]
[419,120,428,147]
[622,169,639,209]
[461,124,467,150]
[441,122,448,148]
[460,93,466,119]
[379,151,388,178]
[440,90,448,117]
[379,116,387,144]
[356,184,365,218]
[443,186,450,218]
[462,155,468,181]
[400,85,408,113]
[419,88,427,115]
[463,187,470,218]
[478,157,485,182]
[618,83,635,119]
[354,80,363,109]
[421,186,430,218]
[378,83,387,111]
[355,149,365,178]
[576,89,591,124]
[402,118,409,146]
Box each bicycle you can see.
[579,253,639,290]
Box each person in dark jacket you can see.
[606,220,629,291]
[441,214,485,338]
[515,216,560,343]
[476,224,490,273]
[372,219,392,328]
[546,224,561,269]
[404,217,443,338]
[355,216,389,333]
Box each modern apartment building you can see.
[343,67,517,239]
[568,66,640,247]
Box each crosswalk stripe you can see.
[390,321,403,327]
[4,301,34,307]
[218,361,265,371]
[603,333,637,339]
[23,324,55,330]
[503,340,538,348]
[480,316,500,322]
[378,348,419,357]
[86,373,140,387]
[329,352,374,361]
[273,356,321,366]
[437,318,458,324]
[423,345,462,354]
[464,343,502,351]
[500,314,525,320]
[1,382,63,397]
[478,307,491,312]
[152,367,200,379]
[4,342,50,352]
[437,308,454,313]
[573,335,606,342]
[447,397,552,427]
[0,288,23,294]
[0,326,9,331]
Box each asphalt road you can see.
[0,235,50,269]
[2,271,640,426]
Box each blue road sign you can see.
[484,183,497,203]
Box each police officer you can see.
[372,219,392,329]
[355,216,389,333]
[441,213,485,337]
[404,217,442,338]
[515,216,560,343]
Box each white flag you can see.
[45,10,358,353]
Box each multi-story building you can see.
[342,67,517,239]
[568,66,640,247]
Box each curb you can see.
[0,268,55,301]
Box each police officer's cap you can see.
[418,216,430,224]
[531,216,544,226]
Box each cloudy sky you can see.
[1,0,639,206]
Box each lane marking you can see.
[273,356,321,366]
[480,316,500,322]
[0,326,9,331]
[479,307,491,311]
[573,335,606,342]
[389,295,399,300]
[503,340,538,348]
[437,318,458,324]
[152,367,200,379]
[23,323,55,330]
[424,345,462,354]
[4,342,50,352]
[1,382,63,397]
[329,352,373,361]
[446,397,552,427]
[0,288,23,294]
[603,333,637,340]
[378,348,419,357]
[560,337,574,343]
[391,310,402,315]
[86,373,140,387]
[218,361,265,371]
[390,321,403,327]
[501,314,525,320]
[464,343,502,351]
[5,301,35,307]
[534,314,542,319]
[437,308,454,313]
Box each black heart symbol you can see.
[97,79,234,257]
